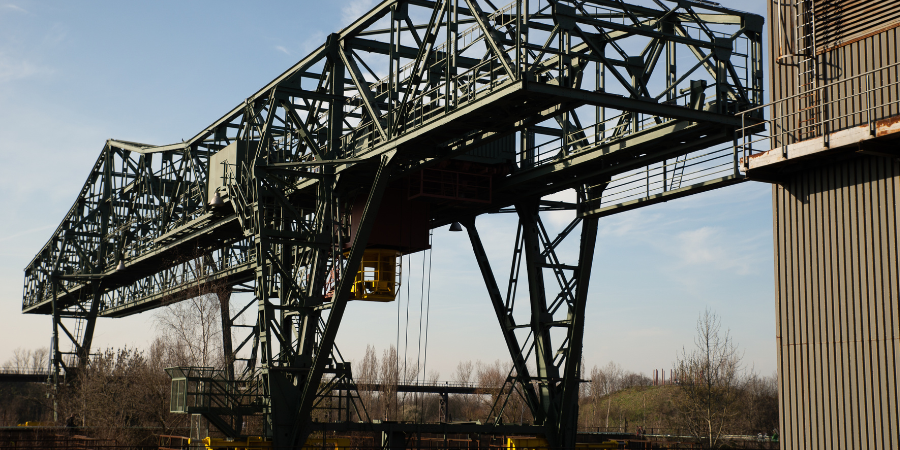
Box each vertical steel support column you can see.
[75,145,113,379]
[388,5,399,139]
[556,216,599,448]
[439,391,450,423]
[49,274,60,422]
[462,217,543,424]
[297,182,333,366]
[717,56,727,114]
[753,31,763,108]
[76,284,102,369]
[218,286,245,435]
[327,34,346,160]
[521,128,535,169]
[522,0,530,72]
[219,287,235,382]
[516,201,560,441]
[664,20,676,104]
[714,38,731,114]
[446,0,457,112]
[663,20,675,189]
[298,179,334,363]
[252,96,293,440]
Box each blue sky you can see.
[0,0,775,379]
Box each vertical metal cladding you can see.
[816,1,900,53]
[773,154,900,450]
[768,1,900,131]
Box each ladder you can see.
[669,154,688,191]
[794,0,820,141]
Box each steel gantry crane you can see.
[22,0,762,447]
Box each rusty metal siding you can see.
[773,155,900,450]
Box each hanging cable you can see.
[402,251,412,384]
[395,255,401,383]
[396,250,412,420]
[413,239,427,421]
[420,231,434,422]
[397,192,410,405]
[415,230,434,422]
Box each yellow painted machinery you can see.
[17,421,54,427]
[347,249,401,302]
[194,436,270,450]
[195,436,351,450]
[507,437,618,450]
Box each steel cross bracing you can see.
[22,0,763,447]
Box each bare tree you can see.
[59,344,187,445]
[674,309,742,448]
[476,360,520,424]
[0,348,51,426]
[355,345,379,421]
[378,346,400,420]
[153,250,232,369]
[587,361,623,429]
[454,360,475,420]
[454,360,474,384]
[739,370,779,435]
[1,347,49,373]
[154,293,223,368]
[352,345,421,421]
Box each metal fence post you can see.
[868,72,875,135]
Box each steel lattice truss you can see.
[23,0,762,447]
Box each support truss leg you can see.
[462,218,543,424]
[557,215,598,447]
[516,201,562,444]
[288,151,396,448]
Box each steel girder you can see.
[22,0,764,446]
[463,189,598,447]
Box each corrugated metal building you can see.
[748,1,900,448]
[772,156,899,449]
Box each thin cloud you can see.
[275,45,290,56]
[543,188,577,228]
[1,4,27,13]
[597,208,662,239]
[0,225,55,243]
[0,55,52,83]
[675,226,758,275]
[341,0,376,26]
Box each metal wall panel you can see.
[773,154,900,450]
[818,26,900,132]
[768,1,900,139]
[457,132,516,163]
[816,0,900,53]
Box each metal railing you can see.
[166,367,264,416]
[591,143,741,208]
[356,379,488,389]
[0,368,49,376]
[738,60,900,165]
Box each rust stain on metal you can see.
[748,150,774,160]
[876,115,900,137]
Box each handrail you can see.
[0,368,50,375]
[738,59,900,166]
